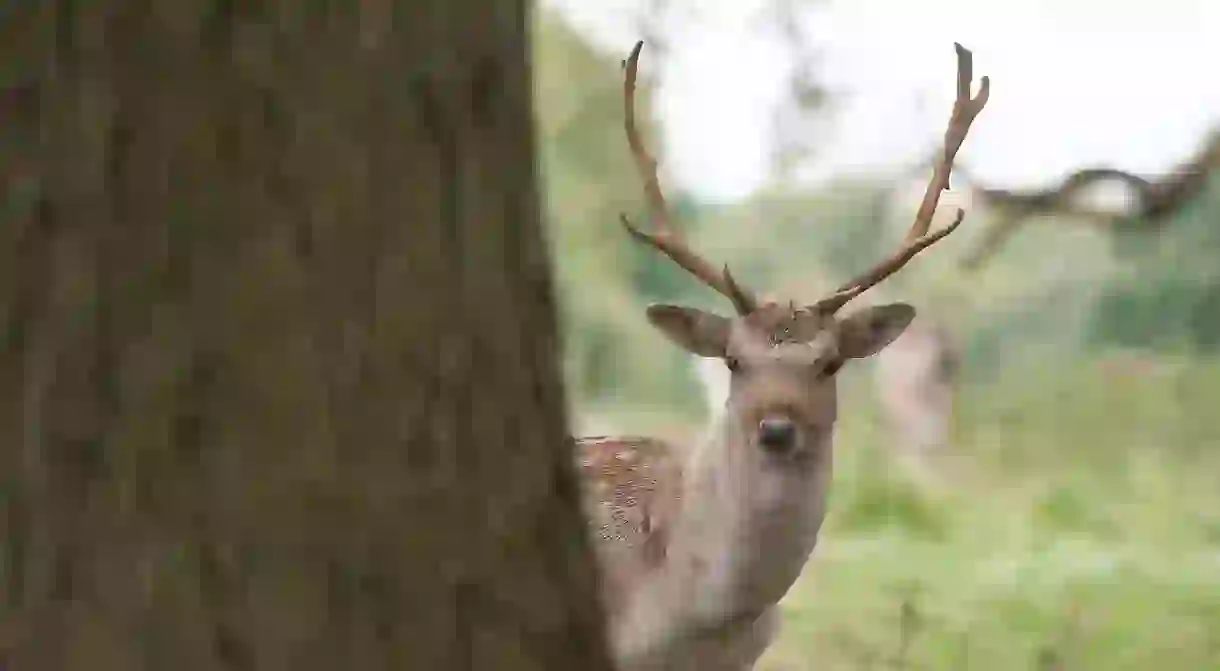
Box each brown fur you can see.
[576,436,682,615]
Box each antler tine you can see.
[816,42,989,315]
[619,40,758,316]
[815,210,966,312]
[905,43,990,243]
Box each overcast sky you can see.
[543,0,1220,204]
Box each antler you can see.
[618,41,758,316]
[815,43,990,314]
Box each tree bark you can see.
[0,1,614,669]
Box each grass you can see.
[761,462,1220,670]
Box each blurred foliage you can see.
[532,12,1220,400]
[532,12,713,421]
[1091,174,1220,350]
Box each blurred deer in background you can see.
[873,312,960,479]
[575,41,990,670]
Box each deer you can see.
[575,41,990,670]
[873,312,960,481]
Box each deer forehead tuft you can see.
[742,303,799,333]
[738,304,833,348]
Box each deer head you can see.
[619,40,989,465]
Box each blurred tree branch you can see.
[959,126,1220,270]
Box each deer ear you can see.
[835,303,915,360]
[646,304,729,358]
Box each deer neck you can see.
[609,411,834,669]
[674,410,832,623]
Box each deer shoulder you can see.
[575,435,685,613]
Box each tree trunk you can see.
[0,2,614,669]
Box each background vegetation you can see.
[533,8,1220,669]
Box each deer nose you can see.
[757,417,797,453]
